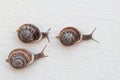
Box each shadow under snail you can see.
[6,45,47,69]
[17,24,51,43]
[56,27,99,46]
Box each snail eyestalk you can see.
[82,28,99,43]
[46,28,51,43]
[34,45,47,60]
[42,28,51,43]
[91,38,99,43]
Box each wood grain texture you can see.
[0,0,120,80]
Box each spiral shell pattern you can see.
[7,49,32,69]
[59,27,82,46]
[17,24,41,43]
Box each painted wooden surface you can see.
[0,0,120,80]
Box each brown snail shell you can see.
[6,45,47,69]
[56,27,99,46]
[17,24,51,43]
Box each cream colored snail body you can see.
[6,45,47,69]
[56,27,99,46]
[17,24,51,43]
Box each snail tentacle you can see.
[42,28,51,43]
[34,45,47,60]
[82,27,99,43]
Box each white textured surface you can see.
[0,0,120,80]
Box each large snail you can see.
[6,45,47,69]
[17,24,51,43]
[56,27,99,46]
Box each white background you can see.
[0,0,120,80]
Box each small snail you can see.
[17,24,51,43]
[6,45,47,69]
[56,27,99,46]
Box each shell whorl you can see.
[7,45,47,69]
[7,49,32,69]
[58,27,82,46]
[61,32,76,46]
[17,24,41,43]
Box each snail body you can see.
[6,45,47,69]
[17,24,51,43]
[56,27,99,46]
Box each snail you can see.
[6,45,47,69]
[56,27,99,46]
[17,24,51,43]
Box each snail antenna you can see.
[34,45,48,60]
[90,28,99,43]
[40,45,47,55]
[40,45,48,57]
[91,38,99,43]
[83,27,99,43]
[46,28,51,43]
